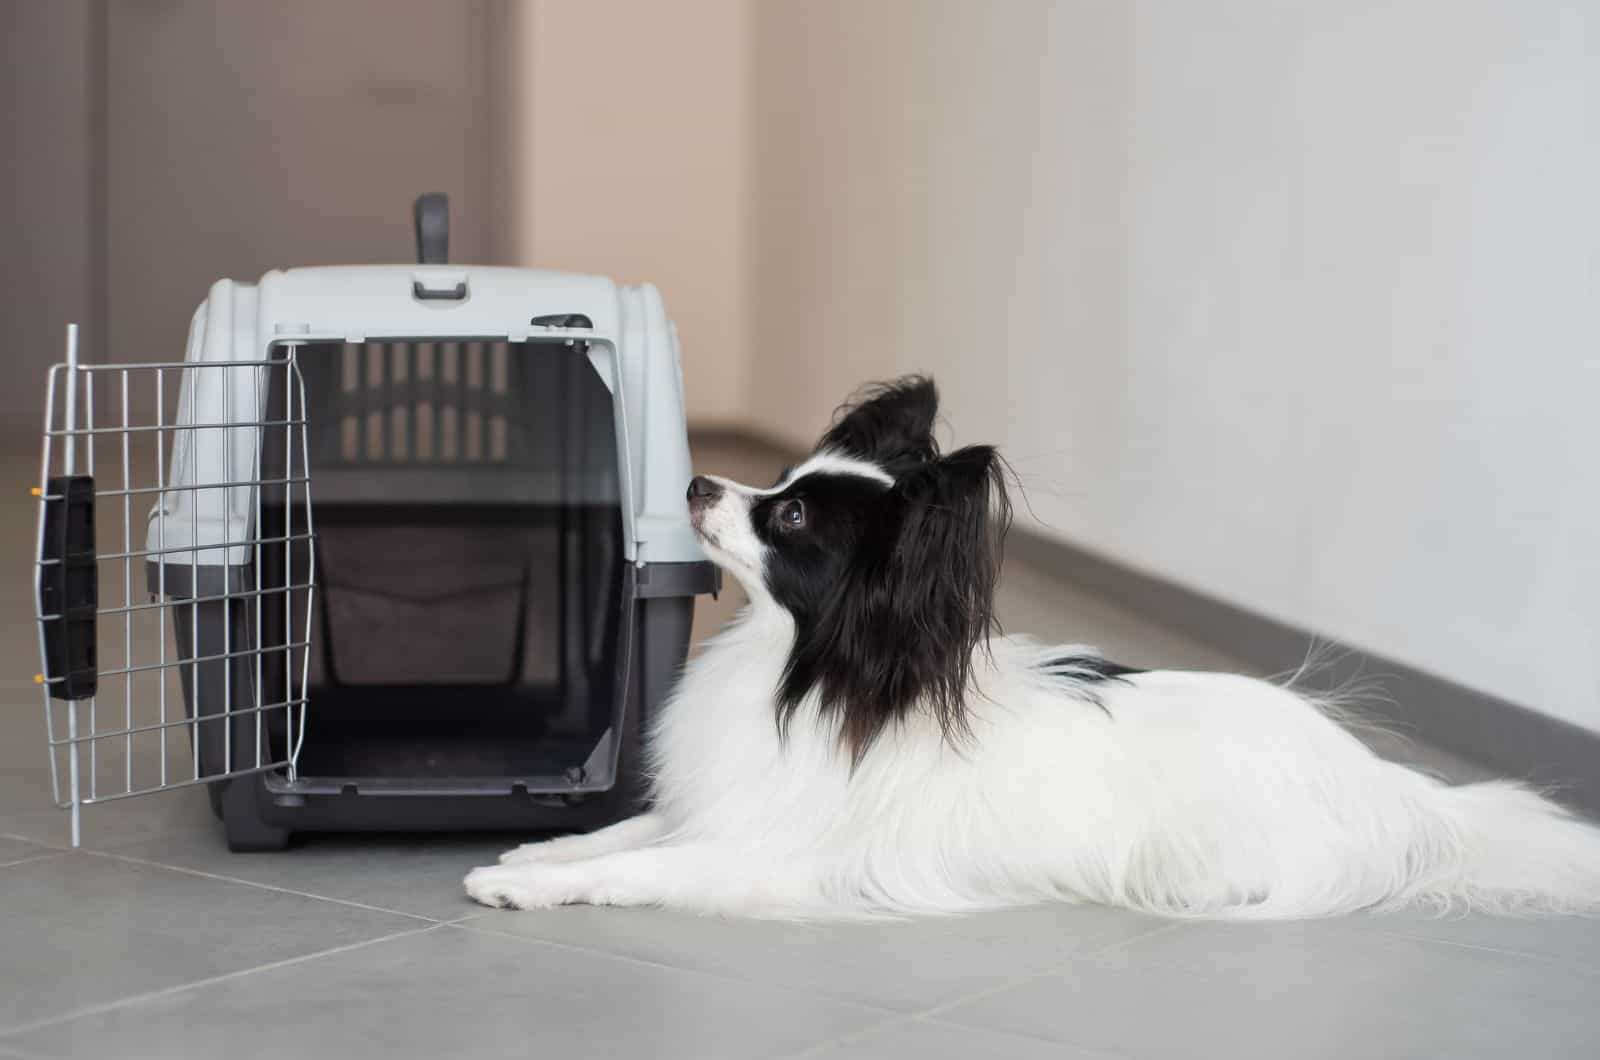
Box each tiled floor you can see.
[2,440,1597,1058]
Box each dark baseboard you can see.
[690,427,1600,817]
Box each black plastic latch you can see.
[634,560,721,599]
[529,313,593,329]
[530,313,594,354]
[38,475,97,700]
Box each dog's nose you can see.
[687,476,723,508]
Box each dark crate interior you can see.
[261,339,626,786]
[295,502,622,780]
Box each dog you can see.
[466,376,1600,919]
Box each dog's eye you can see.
[776,499,806,530]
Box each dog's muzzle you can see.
[687,475,724,526]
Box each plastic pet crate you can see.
[32,195,715,850]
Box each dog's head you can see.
[687,376,1011,760]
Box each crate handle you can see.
[413,272,468,301]
[414,192,449,265]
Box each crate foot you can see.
[221,777,292,852]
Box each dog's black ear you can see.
[816,376,939,472]
[780,444,1012,763]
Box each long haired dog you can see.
[467,377,1600,919]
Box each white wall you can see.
[513,0,749,426]
[747,0,1600,732]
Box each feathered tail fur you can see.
[1392,779,1600,917]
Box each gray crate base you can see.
[195,593,693,849]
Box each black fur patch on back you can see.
[1040,654,1144,681]
[1036,654,1143,717]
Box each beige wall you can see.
[512,0,749,426]
[106,1,502,365]
[2,1,95,443]
[746,0,1600,732]
[5,0,510,436]
[6,0,750,429]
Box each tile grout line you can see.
[0,832,88,855]
[6,831,529,927]
[0,852,68,870]
[0,923,444,1040]
[913,920,1190,1021]
[8,831,526,927]
[0,832,74,850]
[79,848,442,925]
[1353,922,1600,971]
[764,1012,912,1060]
[441,912,491,924]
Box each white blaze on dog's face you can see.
[684,451,893,600]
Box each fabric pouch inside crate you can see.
[316,524,546,686]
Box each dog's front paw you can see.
[498,842,551,866]
[464,864,568,911]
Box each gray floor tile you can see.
[99,829,515,921]
[464,901,1171,1012]
[9,924,888,1060]
[807,1018,1125,1059]
[939,919,1600,1060]
[0,852,422,1034]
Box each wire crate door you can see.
[33,339,317,845]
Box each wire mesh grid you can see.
[33,328,316,845]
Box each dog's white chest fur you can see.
[647,606,1136,910]
[649,603,856,849]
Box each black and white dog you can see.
[466,377,1600,919]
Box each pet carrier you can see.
[32,195,716,850]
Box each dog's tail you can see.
[1396,779,1600,915]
